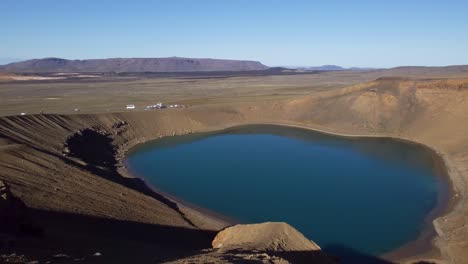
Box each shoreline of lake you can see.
[122,123,456,263]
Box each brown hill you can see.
[0,76,467,263]
[212,222,323,252]
[376,65,468,78]
[0,57,269,73]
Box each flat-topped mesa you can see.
[0,57,269,73]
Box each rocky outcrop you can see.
[164,222,337,264]
[213,222,321,252]
[210,222,337,264]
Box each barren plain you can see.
[1,67,468,263]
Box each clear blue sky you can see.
[1,0,467,67]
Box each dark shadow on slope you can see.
[1,208,218,264]
[268,250,339,264]
[65,128,117,171]
[323,245,395,264]
[0,126,192,230]
[221,248,338,264]
[62,128,196,227]
[221,253,266,264]
[0,181,43,240]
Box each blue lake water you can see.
[126,125,447,258]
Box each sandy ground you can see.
[0,71,468,263]
[0,72,66,81]
[2,68,466,117]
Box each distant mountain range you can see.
[3,58,465,75]
[0,57,269,73]
[284,65,379,71]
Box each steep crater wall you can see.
[0,78,467,263]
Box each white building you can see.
[145,102,165,110]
